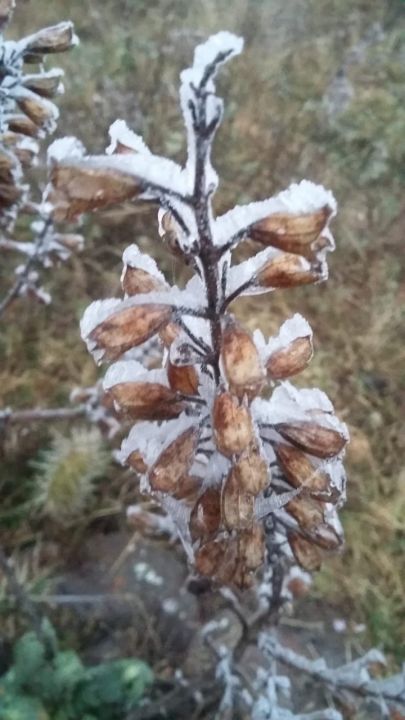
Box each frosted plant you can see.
[0,0,81,315]
[47,32,349,591]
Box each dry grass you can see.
[1,0,404,658]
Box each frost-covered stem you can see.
[0,237,33,255]
[189,54,228,383]
[261,635,405,709]
[0,405,87,428]
[0,217,51,320]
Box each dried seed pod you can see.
[233,442,269,494]
[221,318,265,399]
[288,531,324,571]
[49,159,144,221]
[267,336,313,379]
[90,304,172,361]
[167,360,199,396]
[221,468,255,531]
[53,233,84,252]
[213,391,254,457]
[285,495,325,532]
[15,90,58,129]
[22,71,64,99]
[172,474,201,504]
[160,211,183,258]
[23,21,77,55]
[195,537,238,585]
[238,524,265,571]
[190,487,221,542]
[122,266,166,296]
[0,181,23,208]
[310,523,342,551]
[275,443,330,495]
[7,115,41,138]
[276,421,347,459]
[250,207,331,257]
[159,322,180,347]
[149,426,200,494]
[109,381,184,421]
[256,253,322,288]
[0,148,18,184]
[126,450,148,474]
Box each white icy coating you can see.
[103,359,169,391]
[106,119,151,155]
[213,180,337,248]
[80,297,123,340]
[118,413,197,469]
[226,247,280,296]
[47,136,86,163]
[254,314,313,364]
[121,243,167,285]
[180,32,244,193]
[252,382,349,444]
[324,459,347,504]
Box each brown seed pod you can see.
[0,148,18,184]
[309,523,343,551]
[0,181,23,208]
[167,360,199,396]
[233,442,269,494]
[250,207,331,257]
[221,318,265,399]
[267,336,313,379]
[7,115,41,138]
[195,537,238,585]
[256,252,322,289]
[221,468,255,531]
[288,531,324,571]
[126,450,148,474]
[213,391,254,457]
[108,381,184,421]
[49,159,144,222]
[238,523,265,571]
[171,475,201,504]
[15,91,58,129]
[275,443,330,495]
[22,72,63,99]
[160,211,183,258]
[159,321,180,347]
[276,422,347,459]
[149,426,200,494]
[23,21,77,55]
[122,266,166,296]
[190,487,221,542]
[90,303,172,361]
[285,495,325,532]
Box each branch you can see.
[0,405,87,428]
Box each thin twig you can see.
[0,405,87,428]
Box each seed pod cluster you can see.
[0,16,77,229]
[59,31,348,590]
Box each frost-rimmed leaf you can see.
[106,119,151,156]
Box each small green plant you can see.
[0,621,153,720]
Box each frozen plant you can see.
[48,31,349,590]
[0,0,81,315]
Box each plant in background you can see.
[0,0,82,315]
[33,427,110,523]
[49,31,348,592]
[0,620,153,720]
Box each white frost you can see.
[103,359,169,391]
[254,314,313,364]
[121,243,167,285]
[106,119,151,155]
[47,136,86,163]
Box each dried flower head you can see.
[49,32,348,590]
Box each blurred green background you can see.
[1,0,404,662]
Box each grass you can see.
[1,0,404,661]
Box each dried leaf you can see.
[221,318,265,399]
[149,426,200,493]
[90,304,172,361]
[109,381,184,421]
[250,207,331,257]
[267,336,313,379]
[276,422,347,459]
[213,391,254,457]
[49,159,143,221]
[190,487,221,542]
